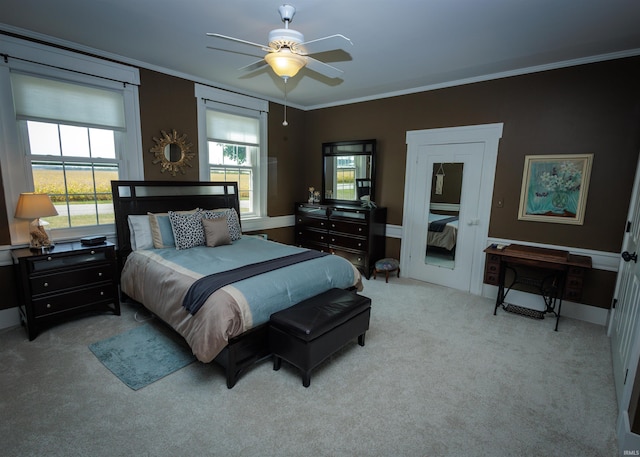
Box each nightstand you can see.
[12,241,120,340]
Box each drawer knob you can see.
[358,243,362,247]
[47,256,52,261]
[43,282,49,287]
[98,272,103,277]
[90,250,96,255]
[332,224,335,228]
[332,238,335,242]
[358,228,362,232]
[100,291,104,296]
[46,303,51,309]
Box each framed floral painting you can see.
[518,154,593,225]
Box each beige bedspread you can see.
[120,247,362,363]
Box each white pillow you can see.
[127,215,153,250]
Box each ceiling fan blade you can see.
[207,33,272,52]
[295,34,353,55]
[238,59,269,72]
[305,56,344,79]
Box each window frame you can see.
[195,84,268,222]
[0,35,143,246]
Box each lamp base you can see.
[28,220,54,251]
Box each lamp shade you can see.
[15,193,58,219]
[265,49,307,80]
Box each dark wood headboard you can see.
[111,180,240,269]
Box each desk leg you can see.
[493,260,506,315]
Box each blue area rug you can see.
[89,324,196,390]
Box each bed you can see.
[111,180,362,388]
[427,212,458,257]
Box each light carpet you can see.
[0,276,618,456]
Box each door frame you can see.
[401,123,503,295]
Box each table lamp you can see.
[14,193,59,250]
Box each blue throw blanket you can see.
[183,250,328,315]
[429,216,458,233]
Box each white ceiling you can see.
[2,0,640,109]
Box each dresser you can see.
[294,202,387,279]
[12,241,120,340]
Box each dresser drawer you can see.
[297,228,330,245]
[32,283,117,317]
[30,264,114,295]
[331,248,366,268]
[296,215,329,231]
[329,233,367,251]
[328,219,368,236]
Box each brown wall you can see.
[1,56,639,311]
[302,57,640,255]
[139,69,200,181]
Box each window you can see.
[25,121,120,228]
[195,84,268,219]
[0,35,142,245]
[206,111,260,215]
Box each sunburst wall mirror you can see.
[150,129,195,176]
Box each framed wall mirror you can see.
[322,139,376,205]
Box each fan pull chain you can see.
[282,80,289,126]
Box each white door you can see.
[406,143,483,291]
[611,154,640,451]
[402,124,503,295]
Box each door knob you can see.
[622,251,638,263]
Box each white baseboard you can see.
[482,284,610,326]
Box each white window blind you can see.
[206,110,259,144]
[10,72,126,130]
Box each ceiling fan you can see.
[207,4,353,82]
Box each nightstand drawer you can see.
[30,249,111,273]
[30,264,114,295]
[32,283,117,316]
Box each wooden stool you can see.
[373,258,400,283]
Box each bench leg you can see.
[358,332,366,346]
[302,371,311,388]
[273,356,282,371]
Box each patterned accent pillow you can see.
[202,208,242,241]
[168,210,205,250]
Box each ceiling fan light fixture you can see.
[265,48,307,80]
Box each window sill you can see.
[241,215,295,232]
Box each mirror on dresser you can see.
[322,139,376,204]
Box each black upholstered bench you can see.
[269,288,371,387]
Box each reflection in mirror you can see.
[425,162,463,269]
[324,155,372,200]
[323,140,376,203]
[165,143,182,162]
